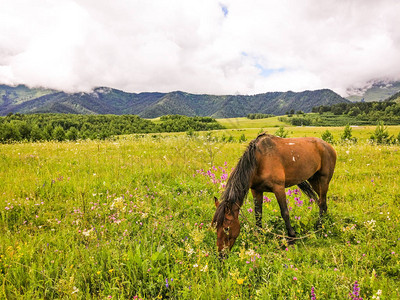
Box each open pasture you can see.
[1,126,400,299]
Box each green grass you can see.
[1,127,400,299]
[217,116,286,129]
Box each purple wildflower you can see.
[350,281,363,300]
[311,286,316,300]
[263,196,271,203]
[294,197,303,206]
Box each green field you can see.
[1,124,400,299]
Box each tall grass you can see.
[1,130,399,299]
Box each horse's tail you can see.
[298,181,319,201]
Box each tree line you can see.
[277,100,400,127]
[246,113,275,119]
[312,101,400,124]
[0,113,223,143]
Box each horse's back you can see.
[254,134,336,180]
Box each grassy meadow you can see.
[1,122,400,299]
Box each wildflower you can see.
[236,278,244,285]
[71,286,79,294]
[372,289,382,299]
[190,227,205,246]
[200,264,208,272]
[350,281,362,300]
[82,228,93,237]
[247,208,253,213]
[293,277,297,281]
[263,196,271,203]
[108,269,114,273]
[193,264,198,268]
[294,197,303,206]
[311,286,316,300]
[364,219,376,231]
[228,268,240,280]
[110,197,126,212]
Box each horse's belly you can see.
[284,164,319,186]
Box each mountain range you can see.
[0,84,352,118]
[346,80,400,102]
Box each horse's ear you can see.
[214,196,220,208]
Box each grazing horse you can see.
[212,133,336,253]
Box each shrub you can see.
[238,134,246,142]
[274,126,289,138]
[341,124,357,143]
[321,130,335,144]
[370,122,393,145]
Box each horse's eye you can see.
[223,227,230,235]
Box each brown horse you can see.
[212,133,336,253]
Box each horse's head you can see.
[212,197,241,254]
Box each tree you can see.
[30,124,43,141]
[1,122,21,141]
[43,124,53,140]
[53,126,66,141]
[348,107,361,117]
[17,121,31,140]
[66,127,79,141]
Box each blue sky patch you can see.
[220,4,228,17]
[256,63,285,77]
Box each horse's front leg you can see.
[251,189,263,228]
[273,186,296,241]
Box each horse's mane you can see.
[213,133,266,228]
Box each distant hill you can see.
[346,80,400,102]
[386,90,400,103]
[0,85,349,117]
[0,84,55,106]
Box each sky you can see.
[1,0,400,96]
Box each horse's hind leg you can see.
[309,174,329,216]
[251,189,263,228]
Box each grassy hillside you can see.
[0,84,54,107]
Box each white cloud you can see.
[0,0,399,96]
